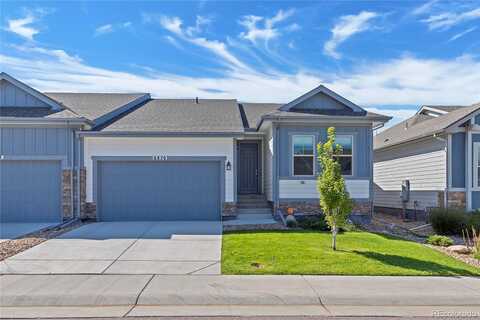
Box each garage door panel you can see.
[0,160,61,222]
[98,161,221,221]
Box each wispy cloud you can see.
[448,26,477,42]
[422,7,480,30]
[144,14,249,71]
[4,9,51,40]
[94,21,132,36]
[412,0,438,16]
[324,11,378,59]
[238,9,296,44]
[2,44,479,110]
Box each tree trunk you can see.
[332,225,337,251]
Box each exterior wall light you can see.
[226,161,232,171]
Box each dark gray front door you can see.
[0,160,62,223]
[97,161,221,221]
[238,142,259,194]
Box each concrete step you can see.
[238,194,267,200]
[236,213,273,220]
[237,208,272,215]
[237,197,268,203]
[237,203,271,209]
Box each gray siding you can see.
[374,137,446,211]
[278,125,372,179]
[0,79,49,107]
[451,132,466,188]
[292,92,348,111]
[472,191,480,210]
[0,127,75,167]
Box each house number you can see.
[153,155,168,161]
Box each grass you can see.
[221,230,480,276]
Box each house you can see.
[374,103,480,215]
[0,72,390,223]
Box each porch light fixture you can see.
[226,161,232,171]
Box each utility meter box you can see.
[401,180,410,203]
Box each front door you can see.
[238,142,259,194]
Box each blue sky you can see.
[1,0,480,127]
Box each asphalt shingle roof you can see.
[102,99,245,133]
[374,103,480,150]
[0,107,80,119]
[241,103,282,129]
[44,92,146,121]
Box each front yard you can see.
[221,231,480,276]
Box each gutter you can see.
[0,117,92,128]
[77,131,247,138]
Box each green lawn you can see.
[221,231,480,276]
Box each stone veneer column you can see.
[222,202,237,217]
[79,167,97,220]
[62,169,73,220]
[447,191,466,209]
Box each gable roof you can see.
[0,73,64,110]
[240,103,282,129]
[279,85,366,114]
[101,99,244,133]
[44,92,149,126]
[374,103,480,150]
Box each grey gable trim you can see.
[0,72,64,111]
[279,85,365,113]
[92,94,151,129]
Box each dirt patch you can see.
[0,220,88,261]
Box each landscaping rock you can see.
[446,245,472,254]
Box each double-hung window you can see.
[334,135,353,176]
[293,135,315,176]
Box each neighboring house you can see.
[0,72,389,223]
[374,103,480,215]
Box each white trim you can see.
[292,135,315,177]
[467,130,473,210]
[416,106,448,116]
[473,142,480,191]
[447,133,452,189]
[336,134,354,177]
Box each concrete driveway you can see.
[0,221,222,275]
[0,223,57,242]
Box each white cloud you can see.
[324,11,378,59]
[6,14,39,40]
[238,9,296,44]
[422,7,480,30]
[365,107,417,129]
[94,21,132,36]
[412,0,438,16]
[145,14,249,71]
[2,45,479,111]
[448,26,477,42]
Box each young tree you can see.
[317,127,353,250]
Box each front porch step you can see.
[237,203,271,209]
[238,194,267,200]
[236,213,273,220]
[237,208,273,215]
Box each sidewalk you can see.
[1,275,480,318]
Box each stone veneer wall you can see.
[447,191,466,209]
[222,202,237,217]
[278,200,372,216]
[62,169,73,220]
[79,167,97,220]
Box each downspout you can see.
[433,133,448,209]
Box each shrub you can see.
[475,252,480,261]
[298,216,330,231]
[466,212,480,230]
[429,208,467,235]
[285,215,298,228]
[426,235,454,247]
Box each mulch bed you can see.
[0,220,88,261]
[427,244,480,269]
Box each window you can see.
[334,135,353,176]
[293,135,314,176]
